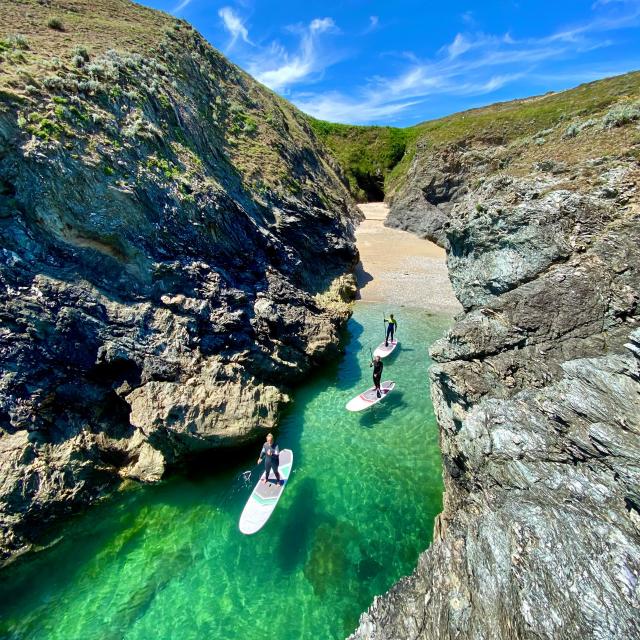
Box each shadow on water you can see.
[276,477,319,574]
[358,391,406,429]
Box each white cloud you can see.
[172,0,191,13]
[310,17,335,33]
[248,17,338,91]
[218,6,252,50]
[446,33,472,58]
[294,92,422,124]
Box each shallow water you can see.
[0,303,450,640]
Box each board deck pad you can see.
[239,449,293,535]
[346,380,396,412]
[373,339,398,358]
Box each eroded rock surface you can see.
[0,1,359,561]
[352,140,640,636]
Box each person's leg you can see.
[264,458,272,483]
[389,325,394,343]
[273,461,281,484]
[374,374,381,397]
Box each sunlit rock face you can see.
[0,0,360,561]
[352,109,640,638]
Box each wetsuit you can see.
[385,318,397,345]
[260,442,281,483]
[371,359,383,396]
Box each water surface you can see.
[0,303,450,640]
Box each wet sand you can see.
[355,203,462,314]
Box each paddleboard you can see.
[346,380,396,412]
[239,449,293,535]
[373,339,399,359]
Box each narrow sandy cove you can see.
[355,203,462,314]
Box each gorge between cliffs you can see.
[2,1,640,639]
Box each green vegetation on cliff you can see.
[308,118,413,202]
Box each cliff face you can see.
[351,79,640,638]
[0,0,359,561]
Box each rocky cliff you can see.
[0,0,359,562]
[351,76,640,638]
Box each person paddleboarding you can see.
[370,354,384,398]
[384,314,398,347]
[257,433,282,485]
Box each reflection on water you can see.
[0,303,450,640]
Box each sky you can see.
[139,0,640,127]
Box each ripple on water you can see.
[0,303,451,640]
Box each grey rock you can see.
[351,155,640,638]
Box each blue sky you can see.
[140,0,640,126]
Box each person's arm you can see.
[274,445,280,456]
[257,445,264,464]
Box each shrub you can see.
[9,35,29,50]
[47,17,64,31]
[602,101,640,128]
[42,75,65,90]
[72,55,85,68]
[72,45,90,61]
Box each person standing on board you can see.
[257,433,282,485]
[370,355,384,398]
[384,314,398,347]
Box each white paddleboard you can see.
[373,339,399,358]
[239,449,293,535]
[346,380,396,412]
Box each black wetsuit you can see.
[260,443,280,483]
[371,359,383,391]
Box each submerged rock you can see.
[0,1,359,561]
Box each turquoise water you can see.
[0,303,450,640]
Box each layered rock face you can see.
[352,105,640,636]
[0,0,358,561]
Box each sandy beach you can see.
[355,203,462,314]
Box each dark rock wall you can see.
[0,7,359,562]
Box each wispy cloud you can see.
[172,0,191,14]
[289,1,640,123]
[246,17,339,91]
[218,6,252,51]
[293,92,422,124]
[365,15,380,33]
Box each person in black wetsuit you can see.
[370,355,383,398]
[257,433,281,485]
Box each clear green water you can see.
[0,303,450,640]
